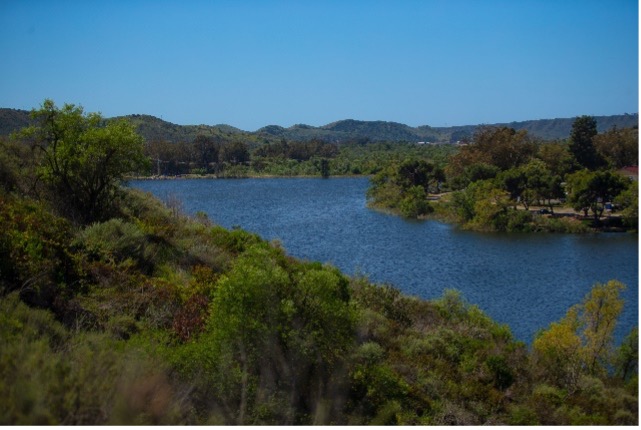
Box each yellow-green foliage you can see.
[533,280,627,384]
[531,281,637,425]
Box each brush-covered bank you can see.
[1,186,638,425]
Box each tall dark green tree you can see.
[569,116,604,170]
[396,159,445,194]
[193,134,220,172]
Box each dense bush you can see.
[367,160,442,219]
[0,192,84,303]
[76,219,157,272]
[0,293,193,425]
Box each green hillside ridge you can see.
[1,107,637,143]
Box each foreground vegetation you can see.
[0,101,638,425]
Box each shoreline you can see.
[126,174,636,235]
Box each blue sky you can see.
[0,0,638,131]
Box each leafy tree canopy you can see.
[445,126,538,186]
[593,125,639,169]
[566,169,629,222]
[15,99,148,223]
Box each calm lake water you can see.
[129,177,639,344]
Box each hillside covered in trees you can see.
[0,102,638,425]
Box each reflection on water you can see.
[130,177,638,343]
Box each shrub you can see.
[75,219,165,274]
[398,186,433,219]
[505,209,533,232]
[485,355,514,390]
[0,293,192,424]
[508,404,539,425]
[533,215,590,233]
[172,293,210,342]
[209,225,264,255]
[0,194,83,298]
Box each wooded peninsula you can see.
[0,100,637,425]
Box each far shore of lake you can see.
[127,174,635,234]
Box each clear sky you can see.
[0,0,638,131]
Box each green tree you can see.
[220,141,250,165]
[318,158,330,178]
[569,116,604,170]
[532,306,583,388]
[449,162,499,189]
[498,168,528,209]
[367,160,441,218]
[398,185,433,218]
[537,142,576,178]
[470,185,512,231]
[177,245,354,424]
[445,126,537,187]
[566,169,628,222]
[0,138,32,192]
[522,159,565,212]
[193,134,220,172]
[17,99,147,223]
[396,159,444,194]
[593,126,638,169]
[497,161,562,212]
[614,180,638,229]
[471,126,536,170]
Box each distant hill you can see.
[112,114,250,143]
[255,115,638,143]
[434,114,639,142]
[0,108,32,136]
[0,107,637,143]
[0,109,255,144]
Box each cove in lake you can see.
[130,177,638,344]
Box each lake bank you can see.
[128,174,637,234]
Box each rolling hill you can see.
[0,107,637,143]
